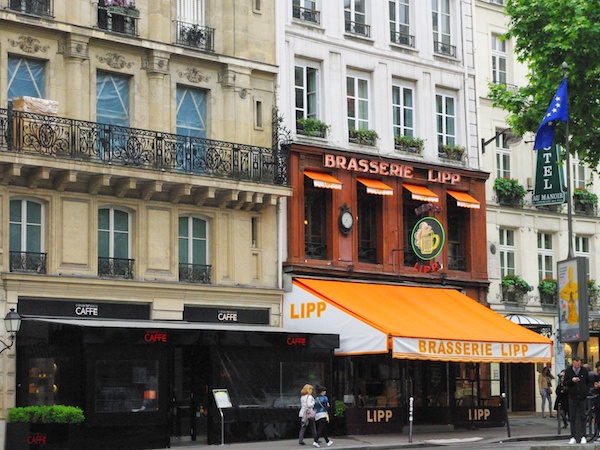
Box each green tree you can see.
[489,0,600,167]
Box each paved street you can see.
[165,414,597,449]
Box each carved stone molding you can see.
[177,67,210,83]
[142,50,170,74]
[96,52,134,69]
[8,36,49,54]
[58,36,90,60]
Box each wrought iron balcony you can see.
[358,246,377,264]
[292,6,320,24]
[9,251,47,274]
[8,0,53,16]
[304,241,327,259]
[345,20,371,38]
[98,257,134,279]
[433,40,456,57]
[0,108,288,186]
[175,21,214,52]
[97,5,139,36]
[390,31,415,47]
[179,263,212,284]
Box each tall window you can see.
[295,64,319,121]
[293,0,319,23]
[9,199,45,273]
[179,216,210,283]
[8,56,45,101]
[96,71,130,126]
[575,235,591,279]
[304,179,328,259]
[495,132,511,178]
[389,0,412,46]
[357,185,381,264]
[344,0,368,36]
[499,228,515,277]
[491,35,507,84]
[347,75,370,131]
[436,93,455,146]
[537,232,554,280]
[432,0,452,55]
[571,155,586,189]
[176,85,207,138]
[392,84,414,138]
[98,207,132,278]
[177,0,204,24]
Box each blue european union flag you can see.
[533,79,568,150]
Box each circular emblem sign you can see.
[411,217,445,261]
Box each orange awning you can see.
[284,278,552,363]
[403,184,438,202]
[357,178,393,196]
[304,170,342,190]
[447,190,481,209]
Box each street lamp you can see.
[0,308,21,354]
[481,127,523,153]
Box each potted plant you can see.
[296,118,330,138]
[6,405,85,450]
[103,0,140,17]
[493,177,527,207]
[538,277,558,305]
[573,187,598,215]
[331,400,347,436]
[501,274,532,305]
[589,279,600,307]
[438,143,465,161]
[349,128,379,146]
[394,135,424,153]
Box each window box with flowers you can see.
[438,143,465,161]
[501,274,532,305]
[102,0,139,17]
[493,177,527,207]
[394,135,424,154]
[573,187,598,216]
[296,118,330,138]
[538,278,558,305]
[589,279,600,308]
[349,128,379,146]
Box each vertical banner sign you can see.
[532,144,566,206]
[558,257,589,342]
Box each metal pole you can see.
[562,61,574,260]
[502,393,511,437]
[557,399,562,434]
[219,407,225,446]
[408,396,413,443]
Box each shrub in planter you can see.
[573,187,598,214]
[394,135,424,153]
[493,177,527,206]
[502,274,531,304]
[538,278,558,305]
[296,118,331,137]
[349,128,379,146]
[8,405,85,424]
[589,279,600,306]
[438,143,465,160]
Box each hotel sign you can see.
[532,144,566,206]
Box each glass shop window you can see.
[94,360,159,413]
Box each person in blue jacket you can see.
[312,386,333,448]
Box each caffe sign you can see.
[411,217,445,261]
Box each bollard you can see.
[502,392,511,438]
[409,396,414,443]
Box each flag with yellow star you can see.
[533,78,568,150]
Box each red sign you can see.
[28,434,47,444]
[287,336,307,346]
[144,331,167,343]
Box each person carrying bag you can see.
[298,384,317,445]
[313,386,333,448]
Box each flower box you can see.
[107,5,140,17]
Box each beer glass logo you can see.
[411,217,445,260]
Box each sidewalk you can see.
[167,413,569,449]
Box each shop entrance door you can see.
[171,346,210,444]
[508,363,535,411]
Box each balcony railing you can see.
[390,31,415,47]
[433,40,456,57]
[292,6,320,24]
[345,20,371,38]
[175,21,215,52]
[98,257,134,279]
[9,251,47,274]
[0,108,288,186]
[98,5,139,36]
[179,263,212,284]
[8,0,53,16]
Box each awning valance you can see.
[357,178,393,196]
[505,314,550,327]
[403,184,438,202]
[283,278,552,363]
[447,190,481,209]
[304,170,342,190]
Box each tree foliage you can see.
[489,0,600,168]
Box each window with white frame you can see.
[344,0,369,36]
[177,0,204,24]
[293,0,319,23]
[495,132,511,178]
[436,93,456,146]
[499,228,515,277]
[178,216,210,283]
[432,0,453,56]
[347,74,370,131]
[389,0,412,46]
[98,207,132,278]
[9,199,45,273]
[575,235,591,279]
[571,155,586,189]
[295,64,319,121]
[537,232,554,280]
[392,84,414,138]
[491,35,507,84]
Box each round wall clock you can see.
[339,205,353,235]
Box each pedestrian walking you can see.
[564,356,591,444]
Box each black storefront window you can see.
[357,184,381,264]
[447,199,467,271]
[402,189,419,267]
[304,178,329,259]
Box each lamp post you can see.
[0,308,21,354]
[481,128,523,153]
